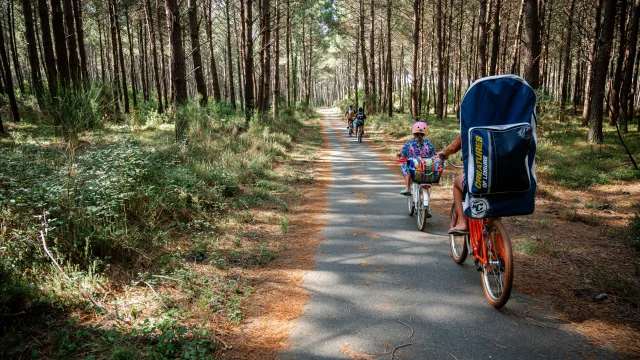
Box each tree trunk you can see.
[8,0,24,94]
[145,0,163,112]
[477,0,488,78]
[72,0,88,81]
[37,0,57,99]
[359,0,369,109]
[285,0,291,107]
[109,0,122,114]
[273,0,281,116]
[165,0,187,105]
[188,0,208,105]
[205,0,222,102]
[369,0,375,113]
[411,0,422,118]
[0,20,19,122]
[243,0,255,125]
[583,0,604,125]
[98,19,106,82]
[509,0,525,74]
[522,0,541,88]
[609,0,629,125]
[62,0,80,86]
[587,0,617,143]
[126,10,138,107]
[621,0,640,131]
[489,0,500,75]
[22,0,44,106]
[157,0,169,106]
[560,0,576,121]
[139,21,149,101]
[436,0,444,118]
[226,0,236,108]
[51,0,70,85]
[114,0,130,113]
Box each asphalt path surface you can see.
[281,109,614,360]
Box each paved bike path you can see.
[281,109,613,359]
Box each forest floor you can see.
[361,109,640,358]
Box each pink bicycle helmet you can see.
[412,122,428,135]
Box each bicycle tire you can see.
[416,187,427,231]
[449,204,468,264]
[358,128,363,143]
[481,220,513,309]
[349,128,353,137]
[408,194,415,216]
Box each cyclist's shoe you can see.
[400,189,411,196]
[447,228,469,236]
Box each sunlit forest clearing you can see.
[0,0,639,357]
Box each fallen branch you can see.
[396,320,414,339]
[391,343,412,359]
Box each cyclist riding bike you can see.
[344,104,356,129]
[438,133,465,235]
[397,122,435,196]
[353,107,366,136]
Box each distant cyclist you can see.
[353,107,366,136]
[344,104,356,129]
[397,122,435,196]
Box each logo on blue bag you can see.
[470,198,489,218]
[474,135,488,190]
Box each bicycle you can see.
[357,124,363,143]
[348,119,354,137]
[447,160,513,308]
[396,157,442,231]
[353,118,364,143]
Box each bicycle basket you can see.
[407,156,444,184]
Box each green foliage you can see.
[52,83,113,141]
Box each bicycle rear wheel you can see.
[449,204,468,264]
[358,128,363,142]
[407,193,415,216]
[416,187,427,231]
[481,220,513,308]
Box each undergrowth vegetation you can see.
[0,88,320,358]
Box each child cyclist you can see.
[396,122,436,196]
[344,104,356,129]
[353,107,366,136]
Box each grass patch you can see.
[0,93,320,358]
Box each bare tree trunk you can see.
[226,0,236,108]
[8,0,24,93]
[359,0,370,108]
[0,20,19,122]
[145,0,163,113]
[588,0,617,143]
[489,0,500,75]
[609,0,628,125]
[285,0,291,107]
[98,19,106,82]
[188,0,208,105]
[243,0,255,125]
[234,7,244,109]
[166,0,187,105]
[72,0,88,81]
[369,0,376,113]
[126,9,138,107]
[560,0,576,121]
[273,0,281,116]
[477,0,488,78]
[509,0,525,74]
[114,1,130,113]
[62,0,80,86]
[109,0,121,114]
[38,0,57,99]
[139,21,149,101]
[583,0,604,125]
[621,0,640,131]
[436,0,444,118]
[22,0,44,106]
[51,0,70,85]
[205,0,221,102]
[157,0,169,106]
[411,0,422,118]
[523,0,541,88]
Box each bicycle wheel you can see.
[358,128,363,143]
[407,193,415,216]
[449,204,468,264]
[349,127,353,137]
[481,220,513,308]
[416,187,427,231]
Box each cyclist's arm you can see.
[439,133,461,159]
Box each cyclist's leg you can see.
[404,175,411,190]
[449,174,468,232]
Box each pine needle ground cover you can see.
[366,111,640,357]
[0,99,321,359]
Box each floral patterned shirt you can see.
[401,138,436,177]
